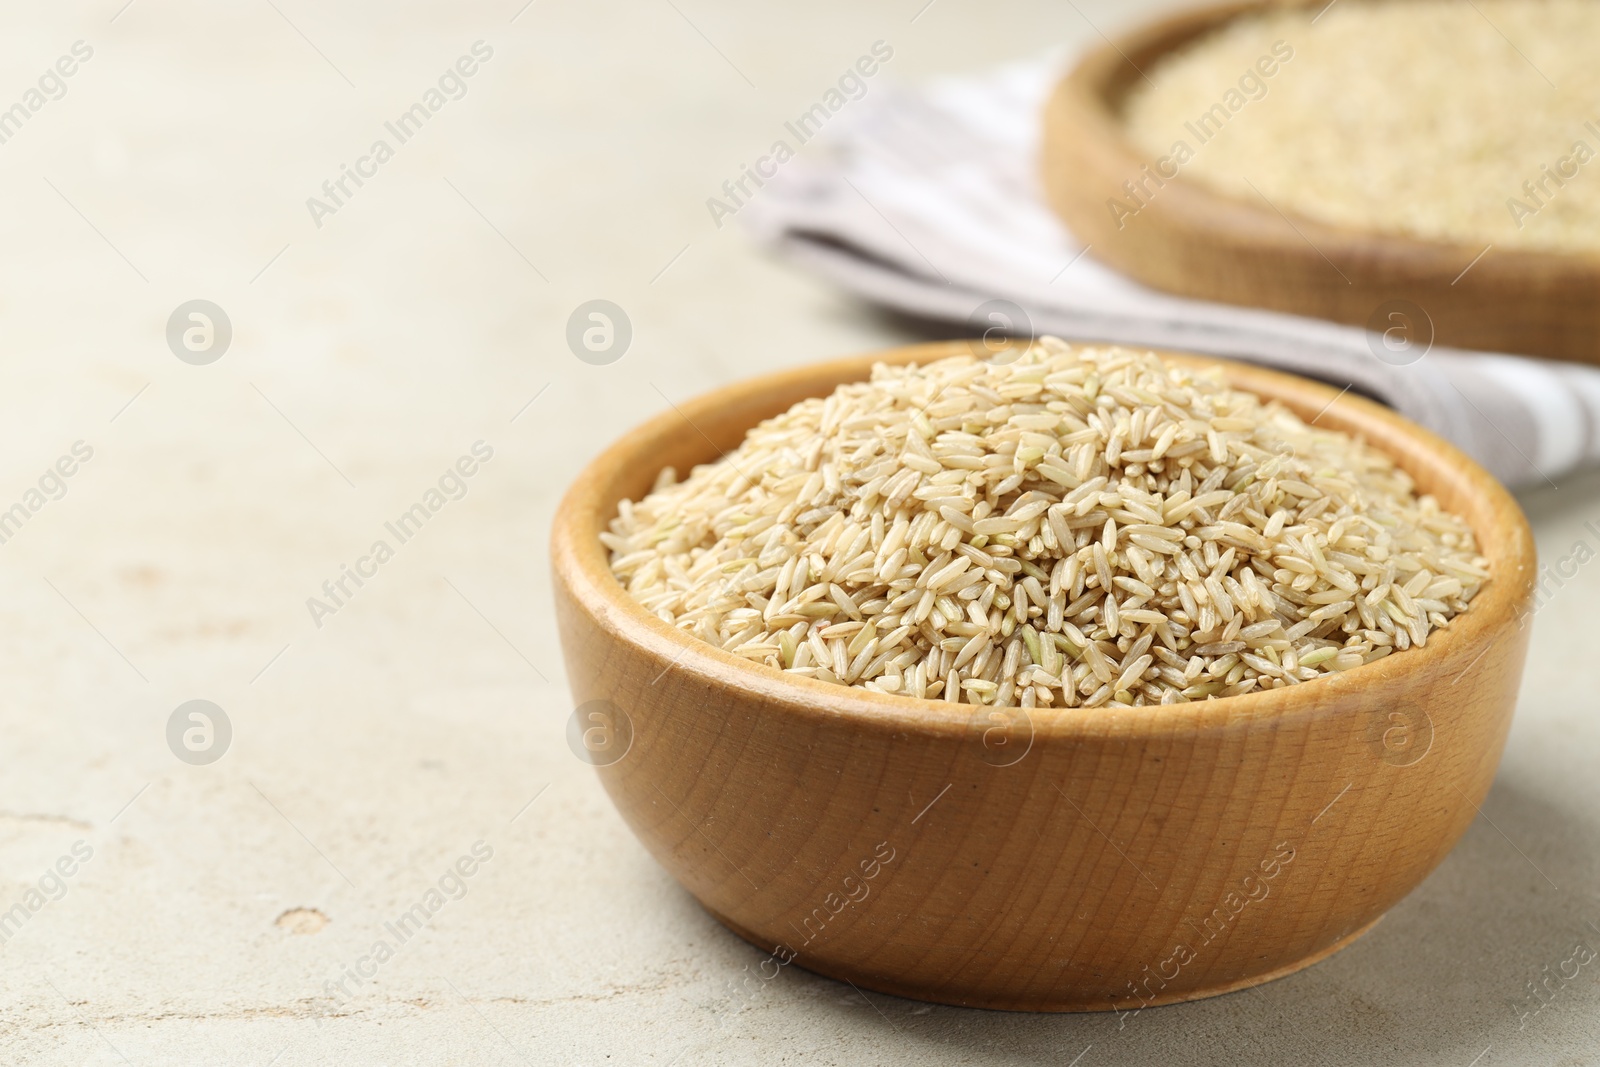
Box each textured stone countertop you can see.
[1,1,1597,1064]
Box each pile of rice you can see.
[604,341,1487,708]
[1121,0,1600,253]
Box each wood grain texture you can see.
[550,340,1537,1012]
[1040,0,1600,365]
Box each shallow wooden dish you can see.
[551,340,1536,1012]
[1041,0,1600,364]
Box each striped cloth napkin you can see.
[740,56,1600,490]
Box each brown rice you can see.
[604,341,1487,708]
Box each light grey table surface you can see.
[1,1,1597,1064]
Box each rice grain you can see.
[604,340,1487,708]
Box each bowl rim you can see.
[551,340,1536,738]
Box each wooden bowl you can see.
[1041,0,1600,365]
[550,340,1536,1012]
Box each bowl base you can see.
[705,907,1385,1013]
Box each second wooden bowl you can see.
[551,341,1536,1011]
[1041,0,1600,365]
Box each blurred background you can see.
[1,1,1597,1063]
